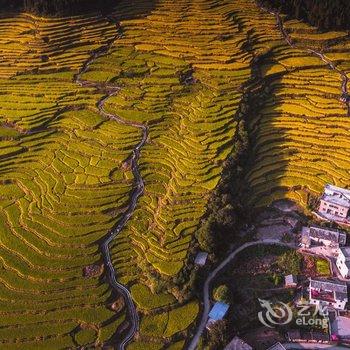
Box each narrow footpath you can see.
[74,19,148,350]
[258,2,350,116]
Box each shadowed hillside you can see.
[263,0,350,30]
[0,0,115,15]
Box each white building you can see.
[285,274,297,288]
[336,247,350,279]
[194,251,208,266]
[309,278,348,311]
[318,184,350,220]
[301,225,347,248]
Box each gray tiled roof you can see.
[310,278,347,294]
[305,226,347,245]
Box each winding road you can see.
[74,19,147,350]
[187,4,350,350]
[187,239,295,350]
[259,2,350,116]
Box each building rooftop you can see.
[285,274,297,286]
[331,316,350,338]
[208,301,229,321]
[322,184,350,208]
[310,278,348,302]
[194,251,208,266]
[340,246,350,257]
[302,226,346,245]
[224,336,252,350]
[325,184,350,197]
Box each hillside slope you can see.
[0,0,349,349]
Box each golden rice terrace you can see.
[0,0,349,348]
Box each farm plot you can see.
[77,0,256,346]
[0,10,141,348]
[234,0,350,207]
[0,13,115,78]
[2,0,350,348]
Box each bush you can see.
[277,250,302,275]
[0,0,115,15]
[262,0,350,31]
[213,284,231,303]
[207,320,229,350]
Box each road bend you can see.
[187,240,295,350]
[74,18,147,350]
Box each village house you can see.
[330,315,350,341]
[318,184,350,220]
[301,225,347,248]
[309,278,348,311]
[206,301,230,329]
[284,274,297,288]
[336,247,350,279]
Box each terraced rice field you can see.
[1,0,350,348]
[241,3,350,207]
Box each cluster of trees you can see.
[276,250,302,275]
[196,118,249,256]
[263,0,350,30]
[0,0,115,15]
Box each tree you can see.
[196,219,216,253]
[213,284,231,303]
[207,320,229,350]
[0,0,115,15]
[264,0,350,31]
[277,250,302,275]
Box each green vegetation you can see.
[1,0,349,347]
[264,0,350,30]
[315,257,331,276]
[213,285,231,304]
[0,0,115,15]
[277,250,303,275]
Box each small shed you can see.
[209,301,229,321]
[195,251,208,266]
[206,301,230,329]
[284,274,297,288]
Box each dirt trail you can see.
[74,19,147,350]
[259,2,350,116]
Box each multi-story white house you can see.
[318,184,350,220]
[301,225,347,248]
[309,278,348,311]
[336,247,350,279]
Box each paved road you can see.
[74,20,146,350]
[187,239,295,350]
[258,2,350,116]
[284,343,350,349]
